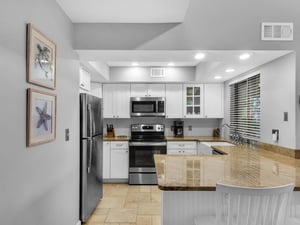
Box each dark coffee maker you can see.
[173,121,184,137]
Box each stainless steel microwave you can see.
[130,97,165,117]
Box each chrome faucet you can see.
[221,123,245,145]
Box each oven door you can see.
[129,142,166,172]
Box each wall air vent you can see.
[261,22,293,41]
[150,67,165,78]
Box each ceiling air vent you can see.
[261,23,293,41]
[150,67,165,78]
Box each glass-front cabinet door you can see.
[183,84,204,118]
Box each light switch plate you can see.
[65,128,70,141]
[284,112,288,121]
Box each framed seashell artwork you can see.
[26,23,56,89]
[27,88,56,147]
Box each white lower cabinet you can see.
[103,141,111,179]
[110,142,129,179]
[167,141,197,154]
[103,141,129,180]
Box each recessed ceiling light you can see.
[239,53,251,60]
[168,62,175,66]
[214,75,222,80]
[194,53,206,60]
[226,68,235,73]
[131,62,139,66]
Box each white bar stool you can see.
[194,183,295,225]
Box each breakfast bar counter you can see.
[154,145,300,225]
[155,145,300,191]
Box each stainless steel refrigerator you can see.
[80,93,103,222]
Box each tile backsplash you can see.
[103,118,222,137]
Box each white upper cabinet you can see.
[147,84,165,97]
[79,68,91,91]
[204,84,224,118]
[183,84,204,118]
[130,84,147,97]
[131,84,165,97]
[165,84,183,118]
[103,84,130,118]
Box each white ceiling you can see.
[76,50,292,82]
[56,0,190,23]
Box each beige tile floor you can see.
[85,184,161,225]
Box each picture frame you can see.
[27,88,57,147]
[26,23,56,89]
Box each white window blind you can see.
[230,74,260,140]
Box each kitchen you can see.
[1,1,300,225]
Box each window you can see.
[230,74,260,140]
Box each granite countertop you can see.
[154,145,300,191]
[166,136,228,142]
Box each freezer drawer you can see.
[80,135,103,222]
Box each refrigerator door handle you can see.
[87,138,92,174]
[88,104,93,137]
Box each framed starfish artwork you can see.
[27,88,56,147]
[26,23,56,89]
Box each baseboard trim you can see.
[76,220,81,225]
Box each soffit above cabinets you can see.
[77,50,292,83]
[56,0,190,23]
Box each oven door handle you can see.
[129,142,167,146]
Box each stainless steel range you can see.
[129,124,166,185]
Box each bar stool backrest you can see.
[216,183,294,225]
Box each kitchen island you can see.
[154,145,300,225]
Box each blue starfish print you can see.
[36,102,51,131]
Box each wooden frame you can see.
[27,88,57,147]
[26,23,56,89]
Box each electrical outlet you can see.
[272,129,279,142]
[188,125,192,131]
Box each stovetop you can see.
[130,123,165,142]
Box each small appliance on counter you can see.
[173,120,184,137]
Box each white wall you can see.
[0,1,80,225]
[74,0,300,149]
[224,53,296,149]
[109,67,195,83]
[104,118,221,137]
